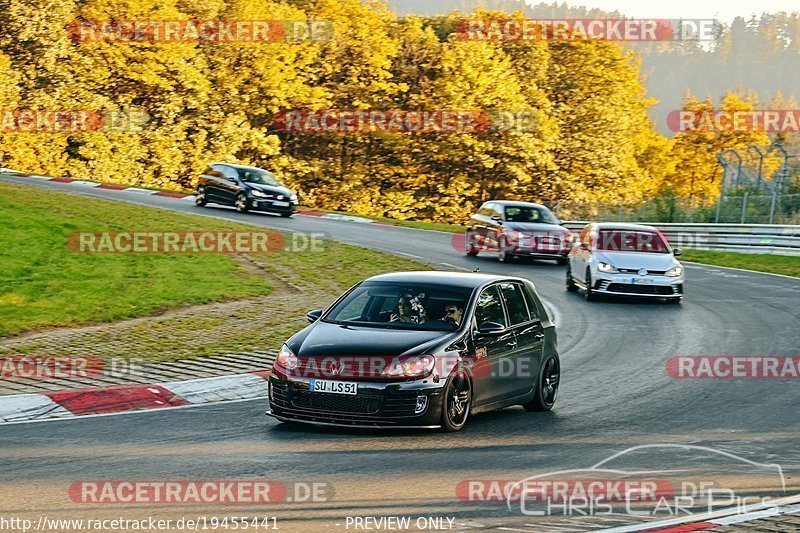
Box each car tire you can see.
[280,212,293,218]
[523,354,560,412]
[195,187,207,207]
[440,368,472,432]
[235,193,249,213]
[584,269,596,301]
[566,265,578,292]
[497,237,513,263]
[556,257,568,266]
[465,231,479,256]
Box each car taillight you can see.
[381,355,435,378]
[275,344,298,370]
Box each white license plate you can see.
[309,379,357,395]
[272,200,290,207]
[631,277,654,285]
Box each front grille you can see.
[291,390,381,414]
[606,283,674,295]
[618,268,667,275]
[293,358,385,379]
[382,396,421,417]
[270,380,290,408]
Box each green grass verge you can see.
[681,249,800,278]
[0,182,425,338]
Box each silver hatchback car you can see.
[566,223,685,303]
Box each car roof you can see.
[211,162,272,173]
[591,222,660,232]
[484,200,549,209]
[364,271,526,289]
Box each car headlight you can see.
[274,344,298,370]
[597,262,617,273]
[381,355,435,378]
[251,190,268,198]
[665,266,683,277]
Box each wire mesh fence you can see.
[554,194,800,225]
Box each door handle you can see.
[534,333,544,341]
[506,341,517,348]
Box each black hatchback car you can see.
[267,271,560,431]
[195,163,297,217]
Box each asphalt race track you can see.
[1,174,798,532]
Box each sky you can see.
[525,0,799,23]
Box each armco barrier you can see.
[561,222,800,256]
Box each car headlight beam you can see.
[665,266,683,277]
[381,355,436,378]
[597,262,617,273]
[275,344,298,370]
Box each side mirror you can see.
[477,321,505,336]
[672,248,682,257]
[227,176,237,183]
[490,215,502,223]
[306,309,323,323]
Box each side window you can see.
[505,206,520,222]
[474,285,507,328]
[217,166,236,181]
[204,166,224,179]
[522,284,540,320]
[500,283,531,325]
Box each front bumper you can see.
[592,272,684,298]
[513,249,569,259]
[507,237,570,258]
[248,198,297,214]
[267,375,445,428]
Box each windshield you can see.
[596,230,670,253]
[236,168,282,187]
[504,205,559,225]
[323,281,473,331]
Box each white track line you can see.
[684,261,799,281]
[0,396,267,427]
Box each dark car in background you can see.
[266,271,560,432]
[195,163,298,217]
[465,201,573,264]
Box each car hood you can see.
[594,251,679,271]
[288,321,459,359]
[248,183,293,196]
[503,222,570,235]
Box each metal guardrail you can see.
[561,222,800,256]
